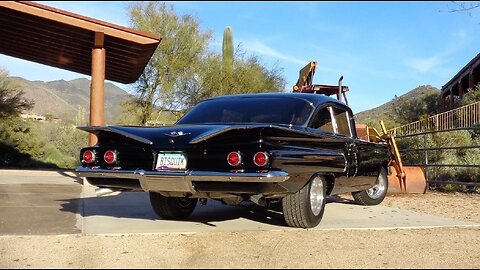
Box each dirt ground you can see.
[1,190,479,269]
[357,191,480,224]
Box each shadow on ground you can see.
[57,171,83,184]
[57,192,358,228]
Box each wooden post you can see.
[469,72,475,90]
[88,32,106,146]
[439,94,445,113]
[449,88,454,111]
[459,79,464,102]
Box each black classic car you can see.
[76,93,391,228]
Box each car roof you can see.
[204,92,349,109]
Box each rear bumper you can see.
[75,167,290,193]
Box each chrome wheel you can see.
[366,171,388,200]
[310,176,325,216]
[283,174,327,228]
[352,167,388,206]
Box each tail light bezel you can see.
[227,151,242,167]
[253,151,270,167]
[82,150,96,164]
[103,150,118,164]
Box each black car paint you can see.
[77,93,390,199]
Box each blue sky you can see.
[1,1,479,113]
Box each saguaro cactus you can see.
[222,26,234,74]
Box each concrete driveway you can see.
[0,169,478,236]
[0,170,82,235]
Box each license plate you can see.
[155,152,187,171]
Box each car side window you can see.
[310,107,334,133]
[331,107,352,137]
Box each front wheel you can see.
[282,175,327,228]
[352,167,388,205]
[149,192,198,220]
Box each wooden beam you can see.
[88,32,106,146]
[1,1,160,45]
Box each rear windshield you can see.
[177,96,313,126]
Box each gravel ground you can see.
[1,191,479,269]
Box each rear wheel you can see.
[149,192,198,220]
[282,175,327,228]
[352,167,388,205]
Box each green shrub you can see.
[0,117,86,169]
[398,129,480,192]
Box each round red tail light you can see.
[227,151,242,166]
[254,152,269,167]
[104,150,117,164]
[82,150,95,163]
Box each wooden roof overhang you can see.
[441,53,480,97]
[0,1,161,84]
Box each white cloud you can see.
[453,29,467,39]
[404,56,446,73]
[243,40,307,65]
[404,29,470,73]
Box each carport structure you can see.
[0,1,161,145]
[440,53,480,112]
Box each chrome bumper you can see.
[75,167,290,193]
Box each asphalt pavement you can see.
[0,169,478,236]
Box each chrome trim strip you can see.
[75,167,290,193]
[188,170,289,182]
[76,167,289,182]
[75,167,139,179]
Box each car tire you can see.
[282,175,327,228]
[149,192,198,220]
[352,167,388,206]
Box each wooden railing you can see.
[389,101,480,136]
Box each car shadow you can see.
[57,170,83,185]
[57,192,359,228]
[327,194,357,205]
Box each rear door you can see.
[309,104,358,177]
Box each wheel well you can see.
[382,160,390,175]
[323,174,335,195]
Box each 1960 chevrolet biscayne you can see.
[76,93,390,228]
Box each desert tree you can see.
[0,69,33,118]
[127,1,212,125]
[125,2,286,124]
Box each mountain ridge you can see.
[12,77,132,124]
[12,76,440,129]
[354,85,441,129]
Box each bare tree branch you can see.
[448,1,480,15]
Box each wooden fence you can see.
[389,101,480,136]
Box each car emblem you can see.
[165,131,190,137]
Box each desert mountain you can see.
[354,85,440,127]
[13,76,441,128]
[12,77,131,124]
